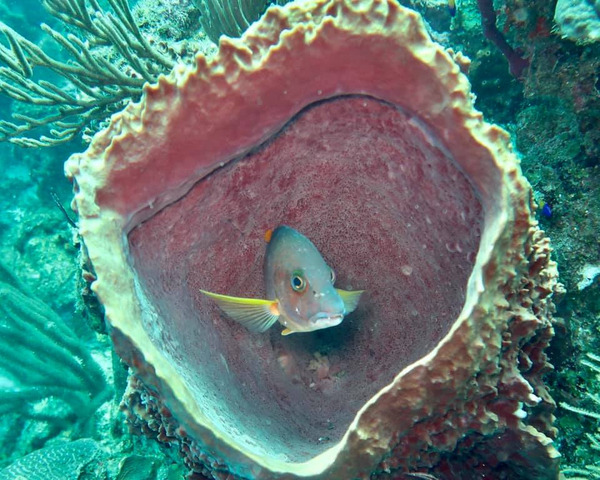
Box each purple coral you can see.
[477,0,530,78]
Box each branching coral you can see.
[0,262,111,429]
[560,352,600,479]
[0,0,174,147]
[476,0,529,78]
[193,0,269,43]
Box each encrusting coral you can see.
[0,438,100,480]
[554,0,600,44]
[66,0,562,477]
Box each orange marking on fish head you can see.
[264,228,273,243]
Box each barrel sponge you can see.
[65,0,561,477]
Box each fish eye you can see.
[290,271,306,292]
[330,268,336,284]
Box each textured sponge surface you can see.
[128,95,482,461]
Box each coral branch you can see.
[0,263,111,426]
[0,0,174,147]
[195,0,269,43]
[476,0,529,78]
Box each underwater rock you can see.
[65,0,561,477]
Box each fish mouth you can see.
[309,312,344,326]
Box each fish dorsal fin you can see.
[200,290,280,333]
[264,228,273,243]
[336,288,364,314]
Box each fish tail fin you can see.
[200,289,280,332]
[336,288,364,314]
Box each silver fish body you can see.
[200,226,363,335]
[265,226,347,333]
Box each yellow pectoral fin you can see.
[200,290,280,333]
[281,328,294,336]
[336,288,364,314]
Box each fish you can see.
[541,202,552,218]
[200,225,364,335]
[448,0,456,16]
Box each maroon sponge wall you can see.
[128,96,483,461]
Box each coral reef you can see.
[431,12,599,473]
[1,0,598,477]
[0,435,186,479]
[133,0,203,42]
[0,188,77,315]
[66,0,561,477]
[493,4,600,470]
